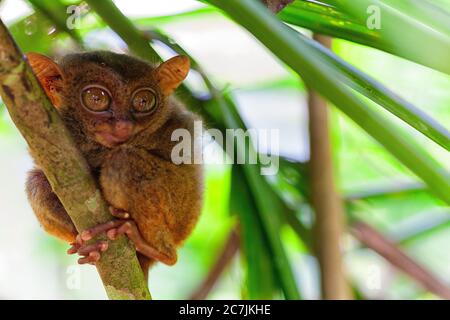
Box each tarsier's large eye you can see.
[132,88,157,114]
[81,85,111,112]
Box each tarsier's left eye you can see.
[132,88,157,114]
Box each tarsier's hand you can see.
[68,207,176,265]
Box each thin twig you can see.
[352,221,450,300]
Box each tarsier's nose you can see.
[113,120,134,140]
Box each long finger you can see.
[67,236,83,254]
[67,243,80,255]
[109,206,130,219]
[78,251,101,265]
[80,220,125,241]
[77,242,108,256]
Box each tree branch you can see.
[0,18,150,300]
[308,34,351,300]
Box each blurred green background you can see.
[0,0,449,299]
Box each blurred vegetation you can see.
[0,0,449,299]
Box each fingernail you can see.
[81,231,91,241]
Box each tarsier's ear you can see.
[154,55,190,96]
[26,52,64,108]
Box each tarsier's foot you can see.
[68,207,176,266]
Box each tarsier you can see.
[25,51,203,279]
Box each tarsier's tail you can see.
[137,253,155,281]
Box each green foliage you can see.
[206,0,450,206]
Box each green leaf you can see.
[280,0,450,75]
[209,95,302,299]
[134,7,217,26]
[395,212,450,245]
[381,0,450,36]
[231,167,278,299]
[8,12,57,54]
[279,0,384,51]
[27,0,83,45]
[327,0,450,75]
[84,0,160,63]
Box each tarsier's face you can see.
[27,51,190,148]
[61,54,167,148]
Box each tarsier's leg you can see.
[26,169,77,243]
[27,169,107,264]
[137,254,154,281]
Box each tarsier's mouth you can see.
[95,131,131,147]
[94,119,136,147]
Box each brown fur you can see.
[25,51,203,273]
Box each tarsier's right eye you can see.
[81,85,111,112]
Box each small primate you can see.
[25,51,203,278]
